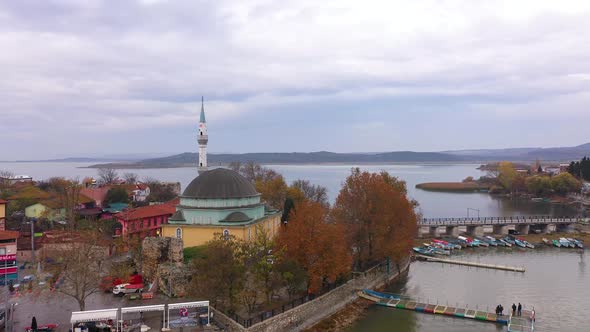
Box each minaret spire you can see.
[197,96,208,174]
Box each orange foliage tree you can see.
[332,168,418,270]
[277,201,351,293]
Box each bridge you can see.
[418,216,588,238]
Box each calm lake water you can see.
[0,162,587,330]
[350,248,589,332]
[0,162,581,218]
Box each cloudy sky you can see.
[1,0,590,160]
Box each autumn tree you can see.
[551,172,581,195]
[190,234,246,311]
[331,168,418,270]
[47,230,110,310]
[497,162,518,192]
[526,176,552,196]
[277,201,351,293]
[97,168,118,185]
[46,178,82,227]
[104,187,130,205]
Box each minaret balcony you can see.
[197,135,208,144]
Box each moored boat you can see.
[485,236,499,246]
[552,239,561,248]
[559,238,572,248]
[513,238,527,248]
[413,247,434,256]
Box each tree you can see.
[123,172,139,184]
[331,168,418,270]
[97,168,118,185]
[146,182,177,203]
[551,172,581,195]
[47,230,110,310]
[46,178,82,227]
[497,162,518,192]
[0,170,14,195]
[104,187,129,205]
[290,180,329,207]
[190,234,246,311]
[526,176,552,196]
[277,201,351,293]
[246,225,282,304]
[568,156,590,181]
[276,259,307,299]
[255,176,288,210]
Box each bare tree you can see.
[123,172,139,184]
[47,230,110,310]
[0,170,14,192]
[97,168,118,185]
[291,179,329,207]
[142,176,160,185]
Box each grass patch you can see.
[415,182,490,192]
[184,245,208,263]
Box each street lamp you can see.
[467,208,480,218]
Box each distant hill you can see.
[85,143,590,169]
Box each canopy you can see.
[121,305,165,314]
[168,301,209,310]
[71,309,118,323]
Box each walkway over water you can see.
[414,255,525,272]
[359,289,535,332]
[419,216,586,226]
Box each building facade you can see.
[114,201,177,239]
[0,230,19,284]
[0,199,6,231]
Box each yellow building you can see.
[0,199,6,230]
[161,168,281,248]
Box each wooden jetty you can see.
[508,310,535,332]
[415,254,526,272]
[360,289,535,331]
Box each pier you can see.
[414,255,526,272]
[359,289,535,331]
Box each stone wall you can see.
[214,258,410,332]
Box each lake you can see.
[349,248,589,332]
[0,162,580,218]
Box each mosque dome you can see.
[182,168,259,199]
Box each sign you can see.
[0,254,16,261]
[0,267,18,274]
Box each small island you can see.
[415,181,490,192]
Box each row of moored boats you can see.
[543,237,584,249]
[413,235,537,256]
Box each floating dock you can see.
[360,289,535,331]
[414,254,526,272]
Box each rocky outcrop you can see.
[141,237,184,286]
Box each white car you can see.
[112,283,143,296]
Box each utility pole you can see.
[30,218,35,268]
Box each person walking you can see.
[495,305,500,315]
[512,303,517,316]
[500,304,504,316]
[518,303,522,316]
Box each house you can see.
[39,230,111,260]
[0,175,33,185]
[24,193,95,221]
[114,200,177,239]
[0,230,19,284]
[16,231,42,263]
[80,187,110,208]
[0,199,6,231]
[132,183,150,202]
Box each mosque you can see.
[160,100,282,248]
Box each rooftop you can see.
[182,168,259,199]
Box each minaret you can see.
[198,96,208,174]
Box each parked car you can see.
[112,283,144,296]
[21,275,35,283]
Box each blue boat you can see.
[559,238,573,248]
[363,289,401,301]
[502,237,516,246]
[413,247,434,256]
[514,239,527,248]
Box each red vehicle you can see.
[100,276,123,292]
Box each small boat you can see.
[518,238,535,249]
[552,239,561,248]
[484,236,499,246]
[499,238,512,247]
[413,247,434,256]
[432,248,451,256]
[542,238,550,245]
[559,238,573,248]
[475,237,490,247]
[514,239,527,248]
[503,237,516,245]
[363,289,401,301]
[571,238,584,249]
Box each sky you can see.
[1,0,590,160]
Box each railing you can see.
[418,216,585,226]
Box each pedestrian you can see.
[518,303,522,316]
[495,305,499,315]
[500,304,504,316]
[531,308,535,322]
[512,303,517,316]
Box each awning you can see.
[71,309,118,323]
[121,304,165,314]
[168,301,209,310]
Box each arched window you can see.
[176,227,182,239]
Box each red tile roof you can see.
[80,187,110,204]
[115,203,176,221]
[0,199,7,204]
[0,230,19,241]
